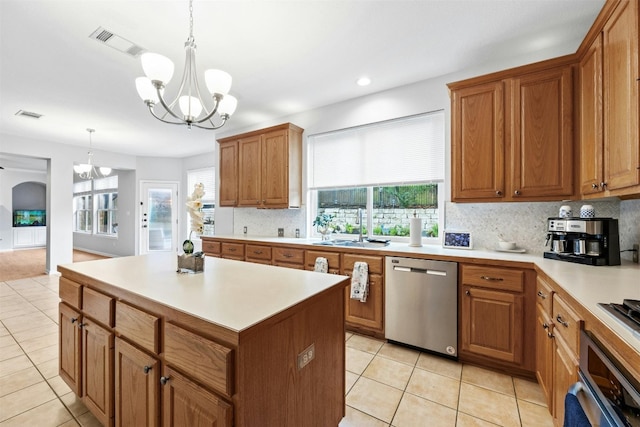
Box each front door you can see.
[139,181,178,254]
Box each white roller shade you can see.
[308,111,445,189]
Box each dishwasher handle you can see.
[392,266,447,276]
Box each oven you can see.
[568,331,640,426]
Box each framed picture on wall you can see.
[442,230,472,249]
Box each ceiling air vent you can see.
[89,27,146,58]
[15,110,43,119]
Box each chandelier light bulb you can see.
[135,77,160,103]
[204,69,232,95]
[179,95,203,120]
[141,52,175,85]
[218,94,238,117]
[99,167,112,176]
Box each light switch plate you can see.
[297,343,315,370]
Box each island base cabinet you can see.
[115,338,160,427]
[59,303,82,396]
[82,320,114,427]
[161,366,232,427]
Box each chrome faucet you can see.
[358,208,364,242]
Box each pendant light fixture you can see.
[74,129,112,180]
[135,0,237,130]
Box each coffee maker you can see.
[544,218,620,266]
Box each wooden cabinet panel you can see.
[510,66,574,199]
[237,135,262,206]
[245,244,272,263]
[218,141,238,207]
[344,273,383,332]
[60,277,82,309]
[220,242,245,260]
[461,285,524,364]
[552,294,583,356]
[603,0,640,193]
[59,302,82,396]
[535,304,554,410]
[161,366,232,427]
[552,334,578,423]
[201,239,221,257]
[163,323,234,398]
[115,301,159,355]
[461,264,523,292]
[115,338,159,427]
[342,254,383,275]
[272,247,304,266]
[451,81,505,200]
[83,287,114,327]
[82,319,114,427]
[536,276,554,317]
[261,129,290,207]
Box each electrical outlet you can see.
[297,343,315,370]
[633,244,639,264]
[243,226,247,235]
[278,228,284,237]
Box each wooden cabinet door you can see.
[579,34,605,196]
[218,141,238,207]
[59,302,82,396]
[261,129,289,207]
[344,273,383,332]
[162,366,232,427]
[552,335,578,423]
[510,65,574,199]
[237,134,262,206]
[451,81,505,200]
[115,338,159,427]
[603,0,640,192]
[535,304,554,410]
[461,286,523,364]
[82,319,114,427]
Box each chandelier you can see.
[135,0,237,130]
[74,129,112,180]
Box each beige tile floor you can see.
[1,275,553,426]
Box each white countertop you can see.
[59,253,349,333]
[208,235,640,353]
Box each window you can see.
[187,168,215,237]
[308,111,444,242]
[73,176,118,236]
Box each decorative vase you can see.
[182,239,194,254]
[318,226,332,241]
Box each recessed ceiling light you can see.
[356,76,371,86]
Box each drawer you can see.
[305,250,341,272]
[461,264,524,292]
[59,277,82,309]
[272,247,304,265]
[245,244,272,261]
[536,277,554,316]
[82,287,114,327]
[164,323,234,397]
[202,240,221,256]
[552,294,582,357]
[115,301,159,354]
[221,242,245,258]
[342,254,383,275]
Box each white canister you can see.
[559,205,572,218]
[580,205,595,218]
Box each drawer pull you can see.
[160,376,170,385]
[465,290,471,296]
[542,322,549,330]
[228,248,236,252]
[78,322,86,328]
[253,250,263,255]
[547,331,554,338]
[537,291,547,299]
[283,253,293,258]
[71,317,78,324]
[480,276,503,282]
[556,314,569,328]
[143,365,152,374]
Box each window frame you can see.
[73,176,118,237]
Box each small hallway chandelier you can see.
[135,0,237,130]
[74,128,112,180]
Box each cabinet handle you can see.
[228,248,236,252]
[591,183,599,189]
[514,190,521,196]
[556,314,569,328]
[71,317,78,324]
[480,276,503,282]
[537,291,547,299]
[143,365,152,374]
[78,322,86,328]
[465,290,471,296]
[600,182,607,188]
[542,322,549,330]
[160,376,170,385]
[547,331,554,338]
[283,253,292,258]
[253,250,262,255]
[495,190,502,196]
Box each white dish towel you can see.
[314,257,328,273]
[350,262,369,302]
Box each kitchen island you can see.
[57,253,349,427]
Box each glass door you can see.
[140,181,178,254]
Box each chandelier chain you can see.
[188,0,194,41]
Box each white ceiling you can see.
[0,0,605,161]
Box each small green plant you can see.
[426,223,439,237]
[313,213,335,229]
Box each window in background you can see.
[308,111,444,242]
[72,176,118,236]
[187,167,215,236]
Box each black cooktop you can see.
[599,299,640,339]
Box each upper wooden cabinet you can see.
[217,123,303,209]
[580,0,640,197]
[449,61,574,202]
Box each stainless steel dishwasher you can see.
[385,256,458,357]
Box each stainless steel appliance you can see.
[599,299,640,339]
[566,331,640,426]
[385,257,458,357]
[544,218,621,266]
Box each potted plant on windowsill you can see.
[313,212,335,241]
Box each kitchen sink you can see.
[312,239,390,248]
